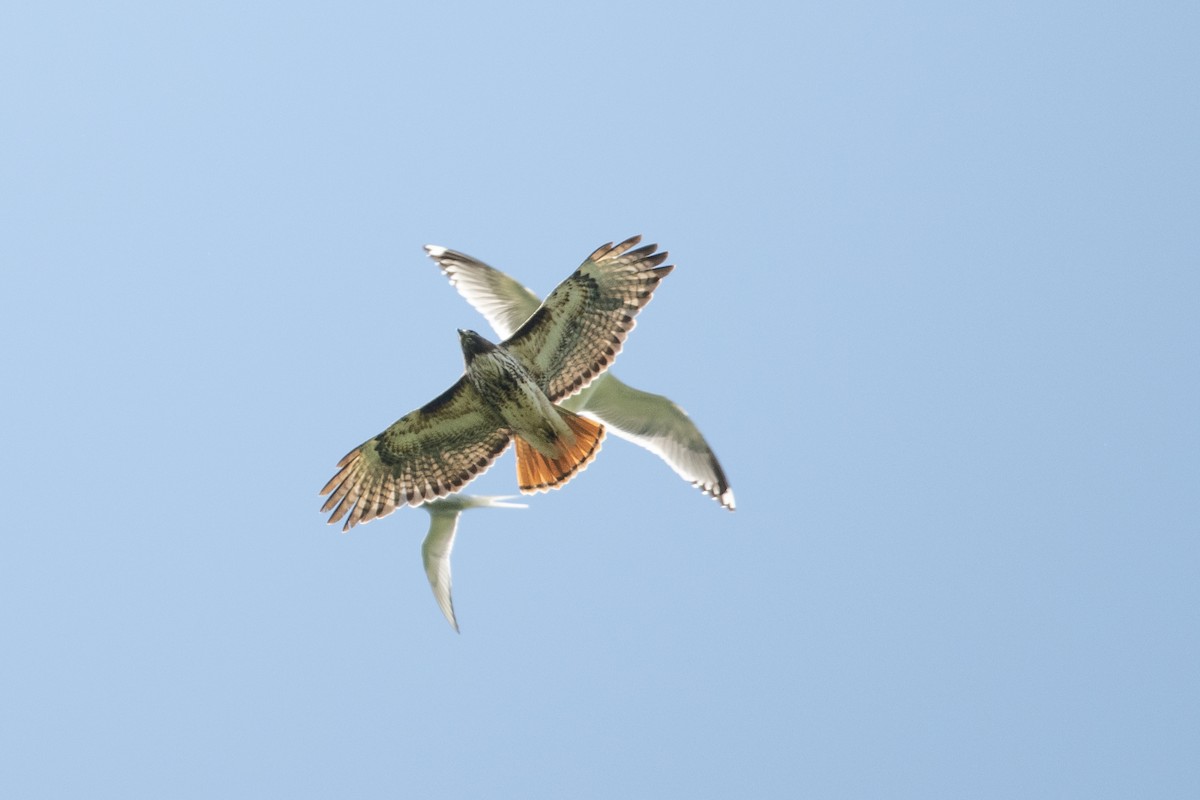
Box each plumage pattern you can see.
[420,495,526,632]
[321,236,674,530]
[426,241,735,510]
[320,379,511,531]
[501,236,673,402]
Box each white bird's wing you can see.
[420,496,527,632]
[425,245,542,340]
[563,375,735,510]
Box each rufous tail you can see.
[515,410,605,493]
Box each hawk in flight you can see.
[426,243,735,510]
[320,236,673,530]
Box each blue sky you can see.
[2,2,1197,797]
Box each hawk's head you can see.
[458,329,497,363]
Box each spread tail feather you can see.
[515,411,605,493]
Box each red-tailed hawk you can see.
[425,243,735,510]
[320,236,672,531]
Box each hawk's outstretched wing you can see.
[421,495,527,632]
[500,236,673,403]
[425,240,734,510]
[425,245,540,340]
[319,378,512,531]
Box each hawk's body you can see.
[459,331,573,459]
[320,236,672,531]
[458,329,606,494]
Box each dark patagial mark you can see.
[518,306,549,334]
[420,381,462,416]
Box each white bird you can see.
[420,495,527,632]
[426,244,735,510]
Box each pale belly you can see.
[494,379,573,457]
[470,352,573,458]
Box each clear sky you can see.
[2,2,1197,798]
